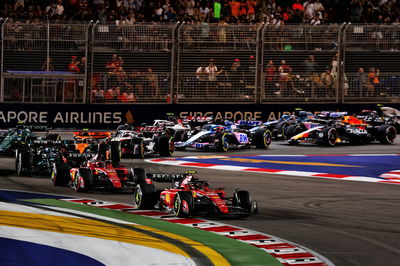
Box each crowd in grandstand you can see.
[2,0,400,25]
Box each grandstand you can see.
[0,1,399,104]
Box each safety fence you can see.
[1,20,400,104]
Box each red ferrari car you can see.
[132,169,258,218]
[51,142,134,192]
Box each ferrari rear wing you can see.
[146,173,187,183]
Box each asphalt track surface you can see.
[1,137,400,266]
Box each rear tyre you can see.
[158,135,174,156]
[320,127,338,146]
[133,168,146,184]
[52,162,70,186]
[174,191,193,218]
[284,125,303,139]
[377,125,397,144]
[133,138,145,158]
[253,129,272,149]
[173,130,188,142]
[233,190,252,212]
[16,151,30,176]
[133,183,157,209]
[109,141,121,163]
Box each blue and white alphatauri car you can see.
[174,121,272,152]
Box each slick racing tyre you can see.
[214,132,229,152]
[174,191,193,218]
[133,183,157,209]
[158,135,174,157]
[253,129,272,149]
[233,190,252,214]
[109,141,121,163]
[319,127,338,146]
[173,130,188,142]
[377,125,397,144]
[16,151,30,176]
[133,138,145,159]
[284,125,303,139]
[51,162,70,186]
[274,122,290,139]
[132,168,146,184]
[75,168,93,192]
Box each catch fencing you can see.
[0,19,399,104]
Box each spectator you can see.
[229,0,241,19]
[247,0,257,20]
[195,64,209,97]
[213,0,222,22]
[303,55,317,78]
[55,0,65,17]
[277,60,290,96]
[321,67,334,97]
[129,69,145,99]
[265,60,276,97]
[292,0,304,12]
[367,67,380,97]
[310,13,322,25]
[45,2,56,19]
[106,54,122,72]
[313,0,325,17]
[354,67,368,97]
[145,68,160,98]
[303,0,315,21]
[205,58,223,95]
[247,55,256,86]
[310,72,323,97]
[228,58,245,96]
[68,56,80,73]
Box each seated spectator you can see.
[321,67,334,97]
[92,88,104,103]
[68,56,80,73]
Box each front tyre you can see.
[133,183,157,209]
[16,151,30,176]
[174,191,193,218]
[214,132,229,152]
[52,162,70,186]
[253,129,272,149]
[75,168,93,192]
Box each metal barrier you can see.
[343,24,400,103]
[176,23,261,103]
[1,20,400,104]
[260,24,342,103]
[1,19,89,103]
[90,22,176,103]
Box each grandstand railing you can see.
[0,20,400,104]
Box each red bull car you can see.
[288,111,397,146]
[132,169,258,218]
